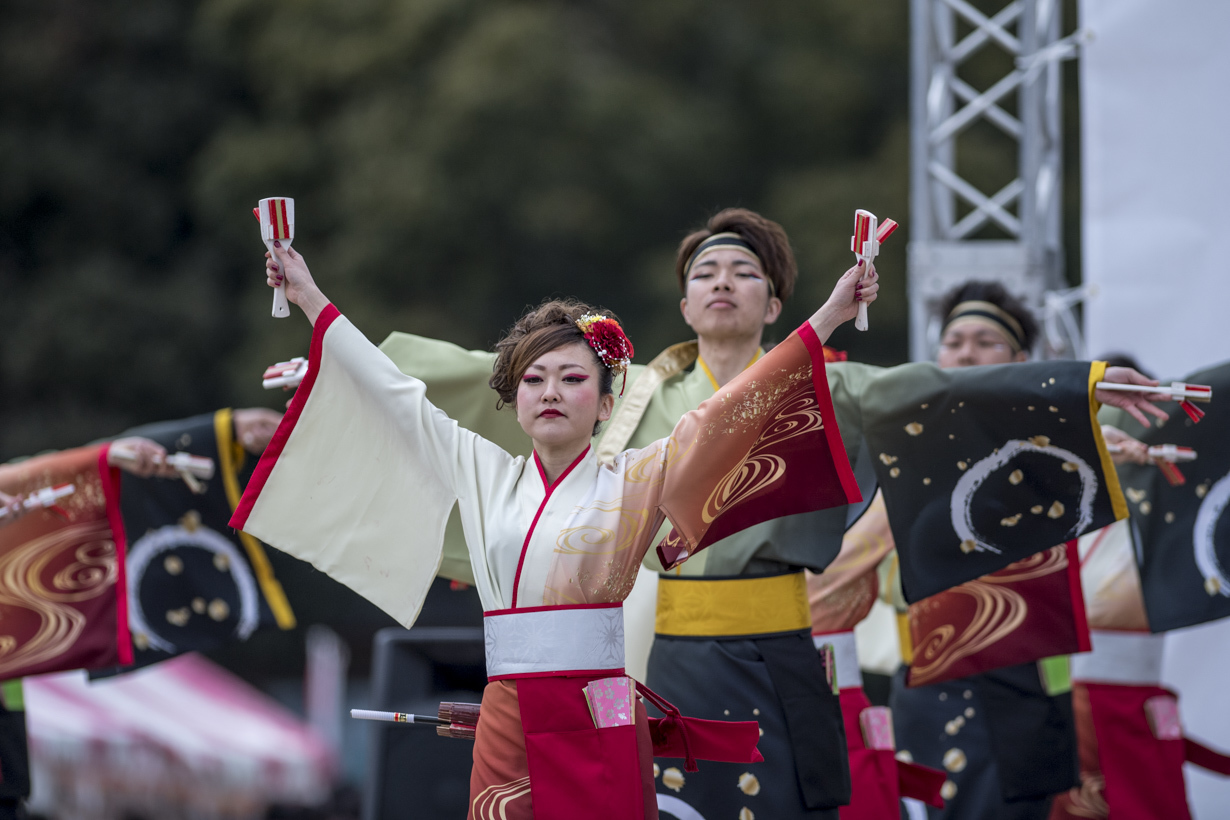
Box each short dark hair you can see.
[938,280,1040,352]
[675,208,798,301]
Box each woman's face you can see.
[514,342,613,450]
[680,248,781,342]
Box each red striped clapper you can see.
[256,197,296,318]
[850,209,898,331]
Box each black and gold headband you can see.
[683,232,773,295]
[943,300,1027,353]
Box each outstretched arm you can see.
[1094,367,1170,428]
[266,243,331,326]
[1100,425,1150,465]
[809,262,879,343]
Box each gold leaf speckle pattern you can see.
[905,423,924,436]
[662,768,685,792]
[1009,470,1024,485]
[738,773,761,796]
[1031,505,1044,514]
[943,748,967,773]
[890,467,901,478]
[1048,501,1066,519]
[1000,514,1022,527]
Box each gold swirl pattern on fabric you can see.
[909,579,1029,687]
[0,519,117,678]
[701,384,822,525]
[655,573,811,637]
[698,365,812,443]
[556,500,648,556]
[472,775,532,820]
[624,435,697,487]
[980,545,1067,585]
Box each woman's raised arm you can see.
[267,242,331,326]
[808,262,879,343]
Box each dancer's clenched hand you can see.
[267,243,331,325]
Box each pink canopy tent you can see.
[23,653,335,820]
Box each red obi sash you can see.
[481,604,763,819]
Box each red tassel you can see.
[1180,400,1205,423]
[1157,460,1186,487]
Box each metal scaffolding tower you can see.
[908,0,1071,361]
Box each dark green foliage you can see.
[1,0,1075,458]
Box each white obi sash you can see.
[484,603,626,680]
[1070,629,1165,685]
[814,630,862,689]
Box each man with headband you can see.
[887,280,1076,820]
[935,283,1034,367]
[600,208,871,820]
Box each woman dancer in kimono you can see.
[232,241,877,820]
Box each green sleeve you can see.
[378,332,529,457]
[824,361,885,463]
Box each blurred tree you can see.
[190,0,914,409]
[0,0,248,457]
[4,0,1078,460]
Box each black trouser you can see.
[647,630,849,819]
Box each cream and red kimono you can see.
[230,305,859,820]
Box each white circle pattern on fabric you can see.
[950,439,1097,554]
[1194,470,1230,596]
[126,523,259,653]
[656,794,707,820]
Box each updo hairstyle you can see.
[675,208,799,301]
[489,299,619,430]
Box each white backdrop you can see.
[1081,0,1230,378]
[1081,1,1230,814]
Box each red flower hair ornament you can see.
[575,313,635,395]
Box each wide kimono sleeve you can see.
[1102,360,1229,632]
[648,322,863,569]
[231,306,521,627]
[856,359,1128,602]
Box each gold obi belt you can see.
[654,571,811,638]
